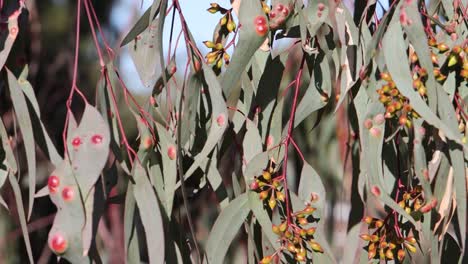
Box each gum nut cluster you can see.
[425,37,468,82]
[377,72,420,128]
[360,185,435,262]
[204,40,230,69]
[261,204,323,263]
[250,169,284,210]
[268,2,292,30]
[254,15,268,36]
[360,216,417,262]
[207,3,236,32]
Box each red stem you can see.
[282,55,305,225]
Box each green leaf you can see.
[205,193,250,263]
[342,223,367,263]
[243,120,262,164]
[0,7,22,69]
[0,118,17,172]
[128,14,162,88]
[133,162,165,264]
[248,192,280,251]
[155,123,177,216]
[121,5,153,47]
[298,162,326,210]
[18,66,62,166]
[182,64,228,181]
[67,104,111,200]
[8,171,33,263]
[7,68,36,220]
[221,0,268,98]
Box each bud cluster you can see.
[204,41,230,69]
[260,203,322,263]
[250,167,284,210]
[360,216,417,262]
[377,72,421,128]
[426,37,468,82]
[360,184,435,262]
[252,161,323,263]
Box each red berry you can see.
[142,136,154,149]
[318,3,325,11]
[276,4,284,12]
[255,24,268,36]
[254,15,267,26]
[250,181,259,190]
[282,7,289,17]
[49,233,68,254]
[48,175,60,193]
[269,11,276,18]
[266,135,274,148]
[216,114,225,127]
[9,26,18,37]
[71,137,81,148]
[171,66,177,75]
[371,185,381,197]
[91,134,103,145]
[62,186,75,201]
[167,145,177,160]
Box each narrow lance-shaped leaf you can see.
[204,193,250,263]
[8,171,33,263]
[7,68,36,220]
[182,64,228,182]
[132,162,165,264]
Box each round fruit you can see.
[49,233,68,254]
[48,175,60,193]
[91,134,103,145]
[167,145,177,160]
[62,186,75,201]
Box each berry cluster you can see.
[204,40,230,69]
[265,205,322,263]
[360,184,437,262]
[207,3,236,32]
[250,168,285,210]
[377,72,421,128]
[268,2,293,30]
[251,162,323,263]
[254,15,268,37]
[360,216,417,261]
[398,185,436,215]
[425,38,468,82]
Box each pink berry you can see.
[371,185,381,196]
[250,181,259,190]
[276,4,284,12]
[266,135,274,148]
[48,175,60,194]
[364,119,373,129]
[91,134,103,145]
[216,114,225,127]
[255,24,268,36]
[369,127,381,137]
[62,187,75,201]
[49,233,68,254]
[373,114,385,125]
[71,137,81,148]
[167,145,177,160]
[254,15,267,26]
[282,7,289,17]
[318,3,325,11]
